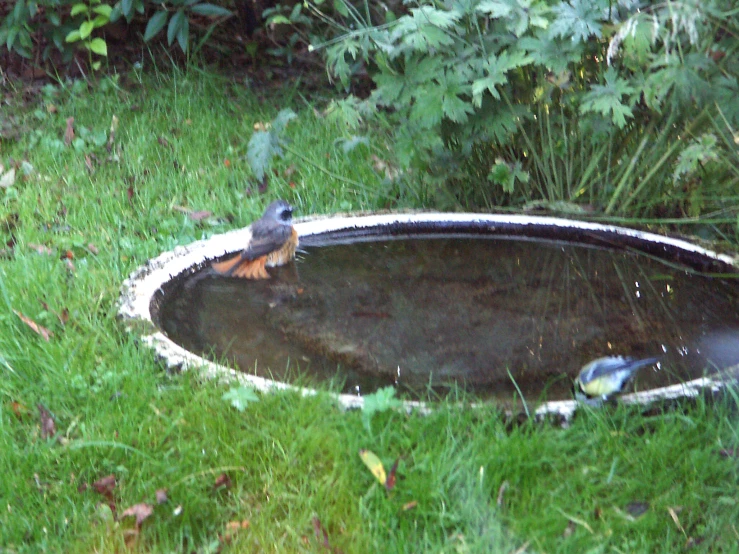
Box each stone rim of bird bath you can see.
[118,211,739,421]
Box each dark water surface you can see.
[157,237,739,402]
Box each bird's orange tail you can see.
[212,254,270,279]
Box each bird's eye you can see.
[279,209,292,221]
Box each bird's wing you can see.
[238,221,292,261]
[582,356,657,382]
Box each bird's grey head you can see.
[263,199,294,225]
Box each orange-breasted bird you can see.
[211,199,298,279]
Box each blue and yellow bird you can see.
[577,356,660,399]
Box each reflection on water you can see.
[157,237,739,402]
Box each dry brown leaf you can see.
[0,167,15,189]
[11,400,30,419]
[84,155,94,173]
[668,506,686,535]
[214,473,232,490]
[188,210,212,221]
[28,243,53,255]
[13,310,52,340]
[312,516,330,549]
[402,500,417,511]
[92,474,117,499]
[497,480,509,507]
[155,489,168,504]
[88,243,99,255]
[37,403,56,439]
[121,502,153,527]
[107,115,118,153]
[64,117,75,146]
[46,104,58,114]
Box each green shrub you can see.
[317,0,739,214]
[0,0,232,64]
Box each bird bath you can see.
[119,212,739,419]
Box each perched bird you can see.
[211,199,298,279]
[577,356,659,399]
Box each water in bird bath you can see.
[154,235,739,403]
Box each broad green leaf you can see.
[673,134,718,182]
[247,131,276,182]
[93,4,112,17]
[167,9,185,46]
[549,0,602,43]
[359,449,387,486]
[7,27,18,50]
[222,386,259,412]
[176,16,189,52]
[70,3,88,16]
[333,0,348,17]
[289,2,301,21]
[79,20,94,39]
[189,3,232,17]
[361,386,402,431]
[65,29,82,42]
[144,10,168,41]
[476,0,512,18]
[88,37,108,56]
[272,108,297,134]
[122,0,134,18]
[266,14,290,25]
[92,14,109,28]
[579,67,635,128]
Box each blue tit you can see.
[577,356,660,399]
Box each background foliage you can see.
[320,0,739,215]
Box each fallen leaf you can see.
[46,103,57,114]
[497,480,509,507]
[157,136,170,149]
[402,500,417,511]
[668,506,686,535]
[37,403,56,439]
[107,115,118,152]
[214,473,232,490]
[121,502,153,527]
[155,489,168,504]
[385,457,400,491]
[359,449,386,486]
[64,117,75,146]
[562,520,576,538]
[224,158,231,168]
[188,210,212,221]
[625,501,649,518]
[127,185,135,204]
[84,155,94,173]
[11,400,30,419]
[88,243,99,255]
[92,474,117,499]
[63,250,74,259]
[311,516,330,549]
[0,167,15,188]
[13,310,52,340]
[28,243,53,255]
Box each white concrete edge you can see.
[119,212,739,421]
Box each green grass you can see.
[1,68,739,553]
